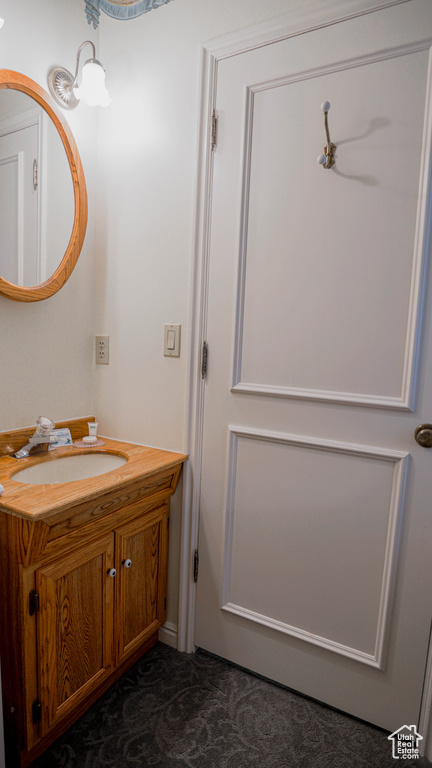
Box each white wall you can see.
[0,0,98,431]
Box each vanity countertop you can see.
[0,437,187,522]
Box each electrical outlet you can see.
[96,335,109,365]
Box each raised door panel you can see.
[115,504,169,663]
[233,47,429,409]
[222,428,407,668]
[36,533,115,735]
[0,122,40,286]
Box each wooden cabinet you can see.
[0,432,186,768]
[36,532,116,737]
[34,504,169,739]
[115,505,168,663]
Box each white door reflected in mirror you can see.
[0,90,74,287]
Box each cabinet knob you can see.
[122,558,132,568]
[107,568,117,578]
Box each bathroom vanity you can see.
[0,418,187,767]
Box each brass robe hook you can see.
[317,101,336,169]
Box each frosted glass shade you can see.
[0,18,4,28]
[73,61,111,107]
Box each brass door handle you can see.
[414,424,432,448]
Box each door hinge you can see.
[29,590,39,616]
[33,159,38,190]
[193,549,199,583]
[32,700,42,724]
[211,109,217,151]
[201,340,208,379]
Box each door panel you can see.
[195,0,432,731]
[236,51,428,407]
[0,155,19,283]
[0,123,39,286]
[115,504,169,662]
[36,534,115,734]
[223,428,407,668]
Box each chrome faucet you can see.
[14,416,55,459]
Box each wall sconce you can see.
[48,40,111,110]
[0,17,4,28]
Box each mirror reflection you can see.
[0,89,74,287]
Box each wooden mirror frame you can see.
[0,70,88,302]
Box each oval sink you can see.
[12,453,127,485]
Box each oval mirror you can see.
[0,70,87,302]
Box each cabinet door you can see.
[115,503,169,663]
[36,533,115,735]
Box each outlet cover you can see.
[96,335,109,365]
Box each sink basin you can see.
[12,453,127,485]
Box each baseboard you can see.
[158,621,178,649]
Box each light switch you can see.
[164,324,181,357]
[167,330,175,350]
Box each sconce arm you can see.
[72,41,97,86]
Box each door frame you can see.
[178,0,432,754]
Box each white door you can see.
[0,122,39,285]
[195,0,432,732]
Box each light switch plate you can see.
[164,324,181,357]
